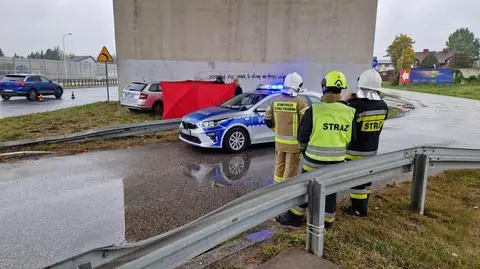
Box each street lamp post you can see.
[62,33,72,80]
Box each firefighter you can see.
[342,68,388,216]
[264,72,308,186]
[276,70,356,228]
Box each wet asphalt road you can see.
[1,89,480,268]
[0,86,119,118]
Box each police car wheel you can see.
[223,127,249,153]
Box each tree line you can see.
[0,46,75,60]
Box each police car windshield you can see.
[220,93,267,110]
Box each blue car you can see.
[0,74,63,101]
[179,85,323,153]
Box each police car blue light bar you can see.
[257,84,284,90]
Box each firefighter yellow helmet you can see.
[324,70,347,90]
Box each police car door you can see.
[251,96,275,144]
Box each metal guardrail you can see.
[58,79,118,88]
[47,146,480,269]
[0,119,181,149]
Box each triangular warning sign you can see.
[97,46,114,62]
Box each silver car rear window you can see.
[124,83,147,91]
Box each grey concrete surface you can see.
[114,0,376,64]
[114,0,377,90]
[0,86,118,118]
[0,89,479,268]
[257,248,339,269]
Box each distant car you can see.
[179,84,323,153]
[120,81,164,115]
[0,74,63,101]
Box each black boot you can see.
[342,206,368,217]
[275,211,304,227]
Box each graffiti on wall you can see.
[207,73,287,81]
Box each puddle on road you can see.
[122,145,275,242]
[182,151,274,187]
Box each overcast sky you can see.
[1,0,479,58]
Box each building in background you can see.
[71,56,97,65]
[415,49,456,68]
[374,57,395,82]
[113,0,378,91]
[376,58,394,72]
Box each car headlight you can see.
[198,119,225,129]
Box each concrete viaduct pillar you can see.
[113,0,378,91]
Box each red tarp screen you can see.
[161,81,235,119]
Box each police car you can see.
[179,85,323,153]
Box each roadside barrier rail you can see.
[57,79,118,88]
[46,146,480,269]
[0,119,181,149]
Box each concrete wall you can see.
[113,0,378,91]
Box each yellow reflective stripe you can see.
[305,153,345,162]
[303,159,326,170]
[351,193,368,199]
[290,207,305,216]
[345,154,365,160]
[300,106,309,114]
[274,102,297,112]
[303,164,316,172]
[275,137,298,145]
[357,109,388,117]
[274,176,284,184]
[274,112,278,132]
[292,114,298,137]
[324,212,336,223]
[356,115,386,122]
[346,150,377,156]
[324,217,335,223]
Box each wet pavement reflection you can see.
[0,143,275,268]
[123,144,275,241]
[1,89,480,268]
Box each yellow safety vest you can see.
[305,103,355,162]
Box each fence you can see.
[0,57,117,80]
[56,79,118,88]
[47,146,480,269]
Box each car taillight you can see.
[16,82,26,86]
[139,93,148,99]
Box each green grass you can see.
[389,83,480,100]
[258,170,480,269]
[0,101,159,141]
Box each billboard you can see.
[409,68,453,84]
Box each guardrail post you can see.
[306,180,325,257]
[410,154,430,215]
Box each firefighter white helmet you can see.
[356,69,382,100]
[282,72,303,96]
[358,69,382,91]
[283,72,303,90]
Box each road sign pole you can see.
[96,46,114,102]
[105,62,110,102]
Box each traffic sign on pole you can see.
[372,57,379,68]
[97,46,114,62]
[97,46,114,101]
